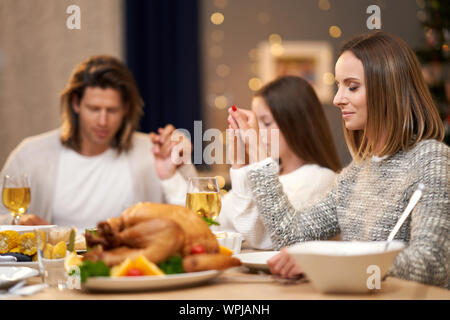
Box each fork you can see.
[222,268,307,285]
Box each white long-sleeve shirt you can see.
[0,129,196,226]
[51,147,189,230]
[216,163,337,250]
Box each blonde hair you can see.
[339,32,444,161]
[60,55,144,153]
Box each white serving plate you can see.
[0,266,39,289]
[83,270,223,292]
[233,251,279,271]
[0,261,39,270]
[287,240,406,294]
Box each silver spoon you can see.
[385,183,425,251]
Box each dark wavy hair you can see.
[60,55,144,153]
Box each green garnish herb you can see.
[202,217,220,227]
[85,228,98,236]
[158,255,185,274]
[67,229,75,252]
[70,260,110,283]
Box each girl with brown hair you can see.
[228,32,449,288]
[217,75,342,249]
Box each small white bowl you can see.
[287,240,406,294]
[213,231,243,254]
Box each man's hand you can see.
[19,214,50,226]
[150,124,192,180]
[267,247,303,278]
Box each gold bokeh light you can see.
[257,12,270,24]
[211,12,225,25]
[211,30,224,42]
[248,77,262,91]
[216,64,230,77]
[269,33,282,45]
[214,95,228,109]
[209,46,223,59]
[248,48,258,61]
[329,25,342,38]
[270,44,284,56]
[322,72,335,86]
[318,0,331,11]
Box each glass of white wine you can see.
[2,174,31,225]
[186,177,221,221]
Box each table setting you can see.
[0,176,449,300]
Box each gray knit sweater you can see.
[247,139,449,289]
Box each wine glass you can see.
[186,177,222,221]
[2,174,31,225]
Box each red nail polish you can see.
[232,105,237,112]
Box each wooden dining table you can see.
[11,255,450,301]
[15,274,448,300]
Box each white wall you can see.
[0,0,124,168]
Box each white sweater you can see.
[216,163,337,249]
[0,129,196,226]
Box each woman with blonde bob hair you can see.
[228,32,449,288]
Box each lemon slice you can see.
[110,258,134,277]
[43,243,54,259]
[52,241,67,259]
[64,251,83,272]
[219,245,233,256]
[134,255,165,276]
[216,175,226,189]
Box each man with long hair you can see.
[0,55,195,228]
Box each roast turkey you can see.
[84,202,240,271]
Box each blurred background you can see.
[0,0,449,182]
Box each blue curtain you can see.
[125,0,202,136]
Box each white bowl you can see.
[287,240,406,294]
[213,231,243,254]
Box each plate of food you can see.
[233,251,279,271]
[83,270,224,292]
[73,202,241,292]
[0,225,56,233]
[0,225,85,270]
[0,226,55,269]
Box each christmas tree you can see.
[415,0,450,145]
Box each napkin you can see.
[0,255,17,263]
